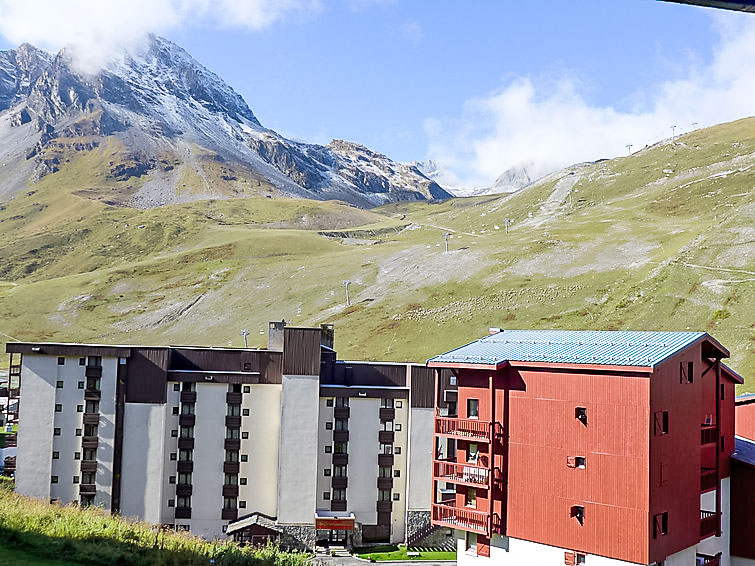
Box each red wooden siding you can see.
[736,402,755,442]
[731,458,755,559]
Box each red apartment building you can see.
[426,330,747,566]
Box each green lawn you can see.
[0,545,84,566]
[356,545,455,561]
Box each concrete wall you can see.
[277,373,319,525]
[316,396,334,511]
[407,407,433,511]
[391,399,409,543]
[120,403,167,524]
[94,357,118,508]
[348,397,380,526]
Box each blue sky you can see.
[1,0,754,186]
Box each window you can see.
[395,400,402,409]
[680,361,694,384]
[243,362,252,371]
[335,397,349,407]
[85,400,99,413]
[326,398,334,407]
[81,495,94,508]
[381,444,393,455]
[395,424,402,432]
[224,473,238,485]
[334,442,348,454]
[168,499,175,507]
[171,429,178,438]
[170,453,177,461]
[73,476,79,484]
[79,358,86,366]
[180,426,194,438]
[181,404,195,415]
[379,466,392,478]
[575,457,586,469]
[232,384,242,393]
[51,476,59,484]
[239,501,246,509]
[323,492,331,500]
[467,443,479,462]
[83,448,97,461]
[58,357,65,365]
[325,422,333,430]
[56,381,64,389]
[173,383,180,391]
[227,404,241,416]
[240,454,248,462]
[378,489,391,501]
[178,473,192,485]
[177,496,191,508]
[333,465,347,477]
[576,554,586,565]
[381,398,394,408]
[654,411,669,436]
[53,428,61,436]
[119,357,127,365]
[653,512,668,537]
[467,399,479,419]
[243,386,251,393]
[52,451,59,460]
[74,452,80,460]
[224,497,237,509]
[721,384,725,400]
[393,493,400,501]
[226,428,240,439]
[395,447,401,455]
[82,472,95,484]
[241,432,249,439]
[324,468,332,477]
[394,469,400,478]
[77,381,84,389]
[335,419,348,431]
[182,382,195,392]
[450,375,457,386]
[225,451,239,462]
[86,377,100,390]
[77,405,83,413]
[721,436,725,453]
[55,404,62,412]
[87,356,101,367]
[333,489,346,501]
[172,406,179,415]
[325,446,332,454]
[383,420,393,431]
[169,476,176,484]
[75,428,82,436]
[242,409,250,416]
[575,407,587,426]
[179,450,193,461]
[240,478,247,485]
[571,505,585,526]
[84,424,97,436]
[465,488,477,508]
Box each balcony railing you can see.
[177,461,194,473]
[378,430,395,444]
[226,392,242,405]
[83,413,100,425]
[84,389,101,401]
[700,468,717,492]
[435,416,491,442]
[697,553,721,566]
[2,434,17,448]
[432,503,489,535]
[433,460,490,487]
[175,507,192,519]
[180,391,196,403]
[85,366,102,378]
[331,500,347,512]
[334,407,350,419]
[79,483,96,495]
[700,510,720,539]
[222,508,238,521]
[176,484,193,496]
[701,425,717,446]
[222,484,239,497]
[379,408,395,421]
[177,438,194,450]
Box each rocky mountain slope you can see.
[0,37,449,208]
[416,160,534,197]
[0,118,752,389]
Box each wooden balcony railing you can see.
[701,425,717,446]
[85,366,103,378]
[700,510,720,539]
[84,389,101,401]
[432,503,489,535]
[180,391,196,404]
[175,507,192,519]
[700,468,717,492]
[433,460,490,487]
[435,416,491,442]
[334,407,350,419]
[379,408,395,421]
[226,392,242,405]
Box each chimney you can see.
[489,327,501,335]
[267,320,286,351]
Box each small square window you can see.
[53,428,61,436]
[239,501,246,509]
[393,493,400,501]
[394,470,400,478]
[243,362,252,371]
[55,403,62,412]
[56,381,64,389]
[653,511,668,537]
[170,453,177,461]
[119,357,127,365]
[242,432,249,439]
[172,406,179,415]
[326,398,334,407]
[52,451,60,460]
[75,429,82,436]
[77,405,83,413]
[395,424,402,432]
[395,401,402,409]
[242,409,250,416]
[395,447,401,455]
[168,499,175,507]
[169,476,176,484]
[57,357,65,366]
[173,383,180,391]
[243,386,251,393]
[74,452,80,460]
[240,455,248,462]
[73,476,79,484]
[323,492,331,500]
[77,381,84,389]
[575,457,586,469]
[79,358,86,366]
[240,478,247,485]
[576,554,586,565]
[324,469,331,476]
[51,476,59,484]
[325,446,332,453]
[325,422,333,430]
[171,429,178,438]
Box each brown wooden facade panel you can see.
[283,328,322,375]
[125,348,170,403]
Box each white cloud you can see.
[397,21,422,45]
[425,13,755,188]
[0,0,320,74]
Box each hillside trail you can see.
[519,171,584,229]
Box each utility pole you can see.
[240,329,249,348]
[443,232,450,253]
[626,143,632,155]
[342,280,351,307]
[503,219,511,234]
[691,122,698,130]
[671,125,677,138]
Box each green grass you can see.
[0,482,310,566]
[0,544,85,566]
[356,545,455,561]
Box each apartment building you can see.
[6,322,455,548]
[426,329,748,566]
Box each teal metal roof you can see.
[428,330,715,368]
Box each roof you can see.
[736,393,755,405]
[722,363,745,384]
[661,0,755,12]
[427,330,727,370]
[733,436,755,468]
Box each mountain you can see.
[0,36,450,208]
[415,160,534,197]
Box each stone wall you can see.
[279,524,316,551]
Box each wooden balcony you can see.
[175,507,191,519]
[84,389,101,401]
[379,408,395,421]
[378,454,394,467]
[435,416,491,442]
[2,434,17,448]
[85,366,102,378]
[222,484,239,497]
[176,484,193,496]
[376,500,392,512]
[432,503,490,535]
[177,461,194,473]
[378,430,395,444]
[332,453,349,466]
[180,391,196,403]
[334,407,350,419]
[83,413,100,425]
[433,460,490,488]
[331,477,348,490]
[224,438,241,450]
[81,436,99,449]
[80,461,97,473]
[9,365,21,377]
[700,510,720,539]
[223,461,240,474]
[222,508,238,520]
[179,415,195,427]
[700,468,717,493]
[225,415,241,428]
[333,431,349,443]
[79,483,96,495]
[226,392,242,405]
[331,500,347,512]
[377,477,393,490]
[701,425,717,446]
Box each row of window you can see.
[55,401,100,413]
[56,356,105,366]
[55,377,101,390]
[324,398,403,409]
[53,427,99,437]
[323,490,400,502]
[323,444,401,455]
[50,472,96,484]
[171,383,255,393]
[52,449,97,460]
[323,466,400,478]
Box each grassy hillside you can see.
[0,118,753,391]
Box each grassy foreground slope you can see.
[0,118,753,390]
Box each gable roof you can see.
[427,329,728,370]
[733,436,755,468]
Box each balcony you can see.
[175,507,192,519]
[334,407,350,419]
[83,413,100,425]
[180,391,196,404]
[82,436,99,449]
[224,438,241,451]
[222,484,239,497]
[224,461,240,474]
[333,430,349,443]
[85,366,102,378]
[177,438,194,450]
[379,408,395,421]
[700,510,720,539]
[331,500,347,512]
[435,416,491,442]
[226,392,242,404]
[222,508,239,521]
[2,434,16,448]
[432,503,490,535]
[177,461,194,473]
[376,500,392,512]
[700,468,717,493]
[378,430,395,444]
[179,415,195,427]
[433,460,490,488]
[79,483,96,495]
[332,453,349,466]
[697,553,721,566]
[377,477,393,490]
[176,484,193,496]
[84,389,101,401]
[701,425,717,446]
[226,415,241,428]
[80,461,97,473]
[378,454,394,467]
[332,477,348,490]
[9,365,21,377]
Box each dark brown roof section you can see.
[283,327,322,376]
[6,342,132,358]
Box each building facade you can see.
[7,322,455,547]
[426,329,745,566]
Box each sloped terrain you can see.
[0,118,753,390]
